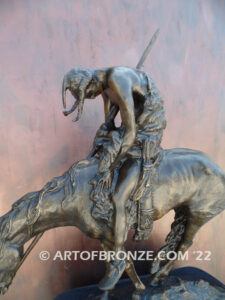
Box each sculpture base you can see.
[54,267,225,300]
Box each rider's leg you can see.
[113,158,140,253]
[98,158,140,291]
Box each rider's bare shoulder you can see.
[107,67,140,90]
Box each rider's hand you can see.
[98,171,112,191]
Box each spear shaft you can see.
[136,28,160,70]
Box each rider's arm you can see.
[89,92,119,158]
[102,91,119,129]
[108,74,136,170]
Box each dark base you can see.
[54,267,225,300]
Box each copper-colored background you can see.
[0,1,224,299]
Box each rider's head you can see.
[62,67,101,122]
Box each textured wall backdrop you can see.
[0,0,224,299]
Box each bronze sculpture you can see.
[0,32,224,299]
[62,64,167,291]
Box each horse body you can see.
[75,148,225,235]
[153,148,225,219]
[0,148,225,294]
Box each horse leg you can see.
[100,241,145,294]
[126,258,145,291]
[149,208,187,279]
[150,212,211,285]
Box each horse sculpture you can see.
[0,147,224,296]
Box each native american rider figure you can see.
[62,66,166,289]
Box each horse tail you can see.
[150,207,187,274]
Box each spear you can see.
[136,28,160,70]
